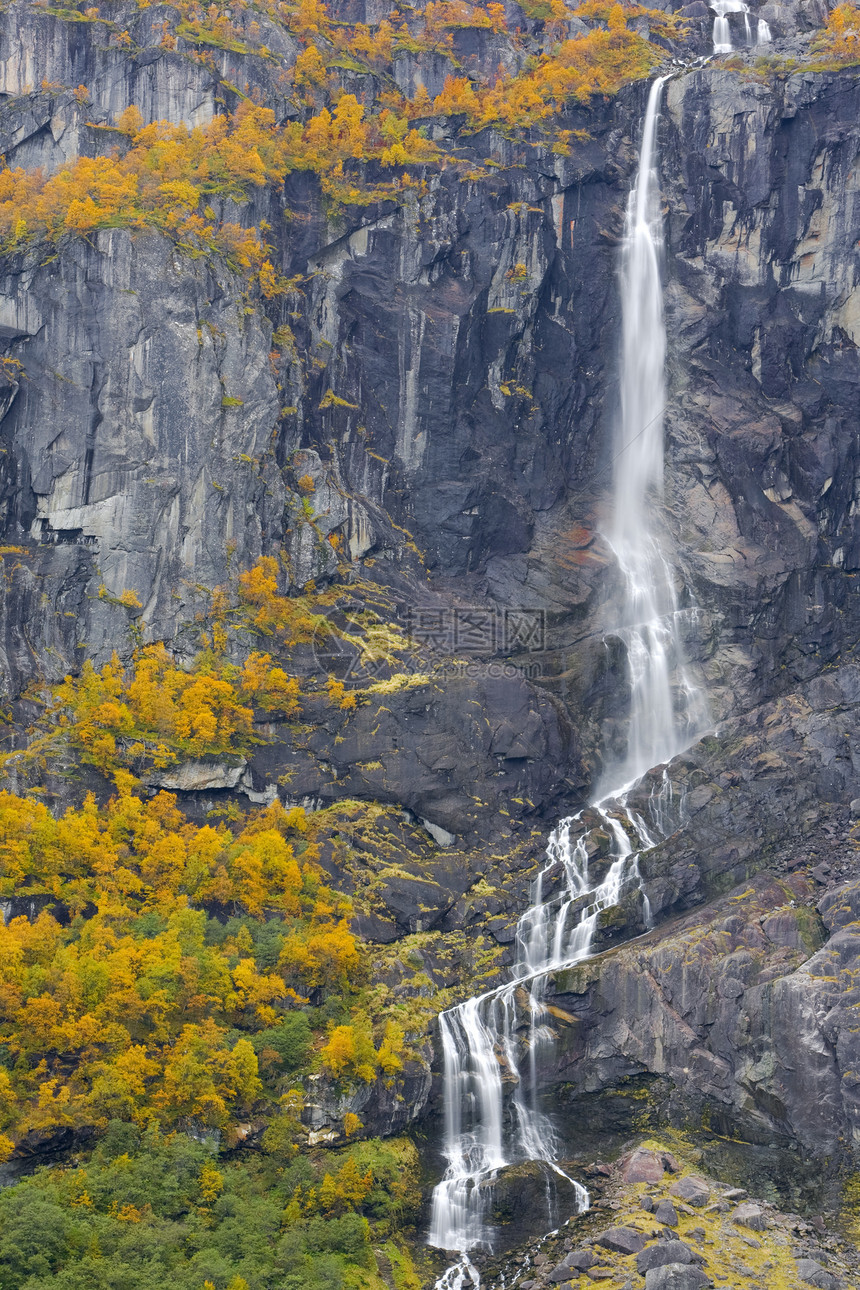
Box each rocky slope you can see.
[484,1142,860,1290]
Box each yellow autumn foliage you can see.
[0,788,363,1152]
[812,0,860,63]
[0,95,441,276]
[53,640,300,773]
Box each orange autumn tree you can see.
[52,639,301,774]
[0,102,285,270]
[423,2,679,128]
[0,789,326,922]
[813,0,860,63]
[475,6,667,127]
[433,74,481,115]
[0,95,442,271]
[0,3,679,263]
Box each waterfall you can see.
[427,800,667,1287]
[428,78,707,1289]
[601,75,707,792]
[713,13,732,51]
[711,0,751,52]
[712,2,772,55]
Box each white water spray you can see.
[428,79,707,1289]
[427,798,661,1287]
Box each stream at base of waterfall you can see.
[427,76,710,1290]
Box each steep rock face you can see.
[542,855,857,1159]
[418,665,860,1167]
[0,16,857,770]
[247,667,576,843]
[636,664,860,918]
[267,62,860,766]
[0,230,282,685]
[662,69,860,716]
[278,153,607,576]
[0,0,297,142]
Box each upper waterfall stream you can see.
[428,78,707,1290]
[710,0,771,53]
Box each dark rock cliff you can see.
[3,11,858,750]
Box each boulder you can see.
[622,1148,665,1183]
[644,1266,710,1290]
[564,1251,596,1270]
[796,1260,839,1290]
[732,1202,768,1231]
[549,1253,594,1283]
[668,1176,710,1207]
[654,1201,679,1227]
[594,1225,646,1255]
[636,1241,696,1274]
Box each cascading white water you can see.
[711,0,748,51]
[713,12,732,51]
[427,798,663,1288]
[711,0,772,52]
[428,78,707,1290]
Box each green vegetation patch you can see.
[0,1121,421,1290]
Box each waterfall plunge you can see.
[600,76,707,792]
[428,79,707,1289]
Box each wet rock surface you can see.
[536,848,860,1162]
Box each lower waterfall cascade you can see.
[427,76,709,1290]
